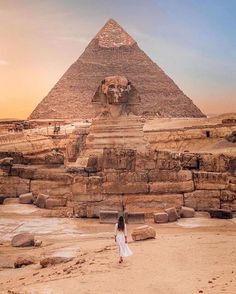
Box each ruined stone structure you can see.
[0,74,235,217]
[1,107,235,217]
[72,76,147,163]
[29,19,205,120]
[145,122,236,152]
[0,149,235,217]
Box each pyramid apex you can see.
[106,18,118,24]
[95,18,136,48]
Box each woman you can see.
[114,216,133,263]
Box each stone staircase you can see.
[75,116,148,167]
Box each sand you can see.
[0,204,236,294]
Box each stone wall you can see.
[0,133,55,155]
[0,149,235,217]
[144,124,236,151]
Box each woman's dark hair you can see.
[118,216,125,231]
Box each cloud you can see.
[0,59,9,66]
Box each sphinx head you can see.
[92,75,140,118]
[101,76,131,105]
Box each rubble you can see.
[131,225,156,241]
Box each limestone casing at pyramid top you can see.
[95,18,136,48]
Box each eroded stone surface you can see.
[14,256,35,268]
[165,207,179,222]
[40,256,73,268]
[131,225,156,241]
[154,212,169,224]
[0,177,30,197]
[19,192,33,204]
[184,190,221,211]
[11,233,35,247]
[180,206,195,218]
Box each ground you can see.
[0,204,236,294]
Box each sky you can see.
[0,0,236,119]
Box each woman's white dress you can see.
[115,223,133,257]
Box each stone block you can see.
[119,172,148,183]
[184,190,220,211]
[220,190,236,202]
[208,209,233,219]
[199,154,230,172]
[11,233,35,247]
[105,172,119,182]
[180,153,199,170]
[11,166,73,183]
[193,172,228,190]
[135,151,156,171]
[44,151,64,165]
[86,196,123,218]
[102,182,148,194]
[221,201,236,212]
[3,198,20,204]
[14,256,35,268]
[40,256,73,268]
[125,212,145,224]
[228,183,236,192]
[123,194,183,217]
[229,158,236,173]
[19,192,33,204]
[153,212,168,223]
[85,155,102,172]
[103,148,136,171]
[72,195,122,218]
[154,151,181,171]
[131,225,156,241]
[31,180,71,197]
[45,198,67,209]
[180,206,195,218]
[72,183,87,195]
[149,181,194,194]
[165,207,178,222]
[0,176,30,197]
[34,193,49,208]
[73,194,104,202]
[148,170,192,182]
[99,210,119,224]
[86,176,103,194]
[105,171,148,183]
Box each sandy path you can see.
[0,215,236,294]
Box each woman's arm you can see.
[114,223,117,242]
[125,224,128,243]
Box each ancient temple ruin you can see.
[29,19,205,120]
[1,73,235,218]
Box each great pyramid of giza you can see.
[29,19,205,119]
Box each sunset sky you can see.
[0,0,236,119]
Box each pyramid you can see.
[29,19,205,119]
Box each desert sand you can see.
[0,203,236,294]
